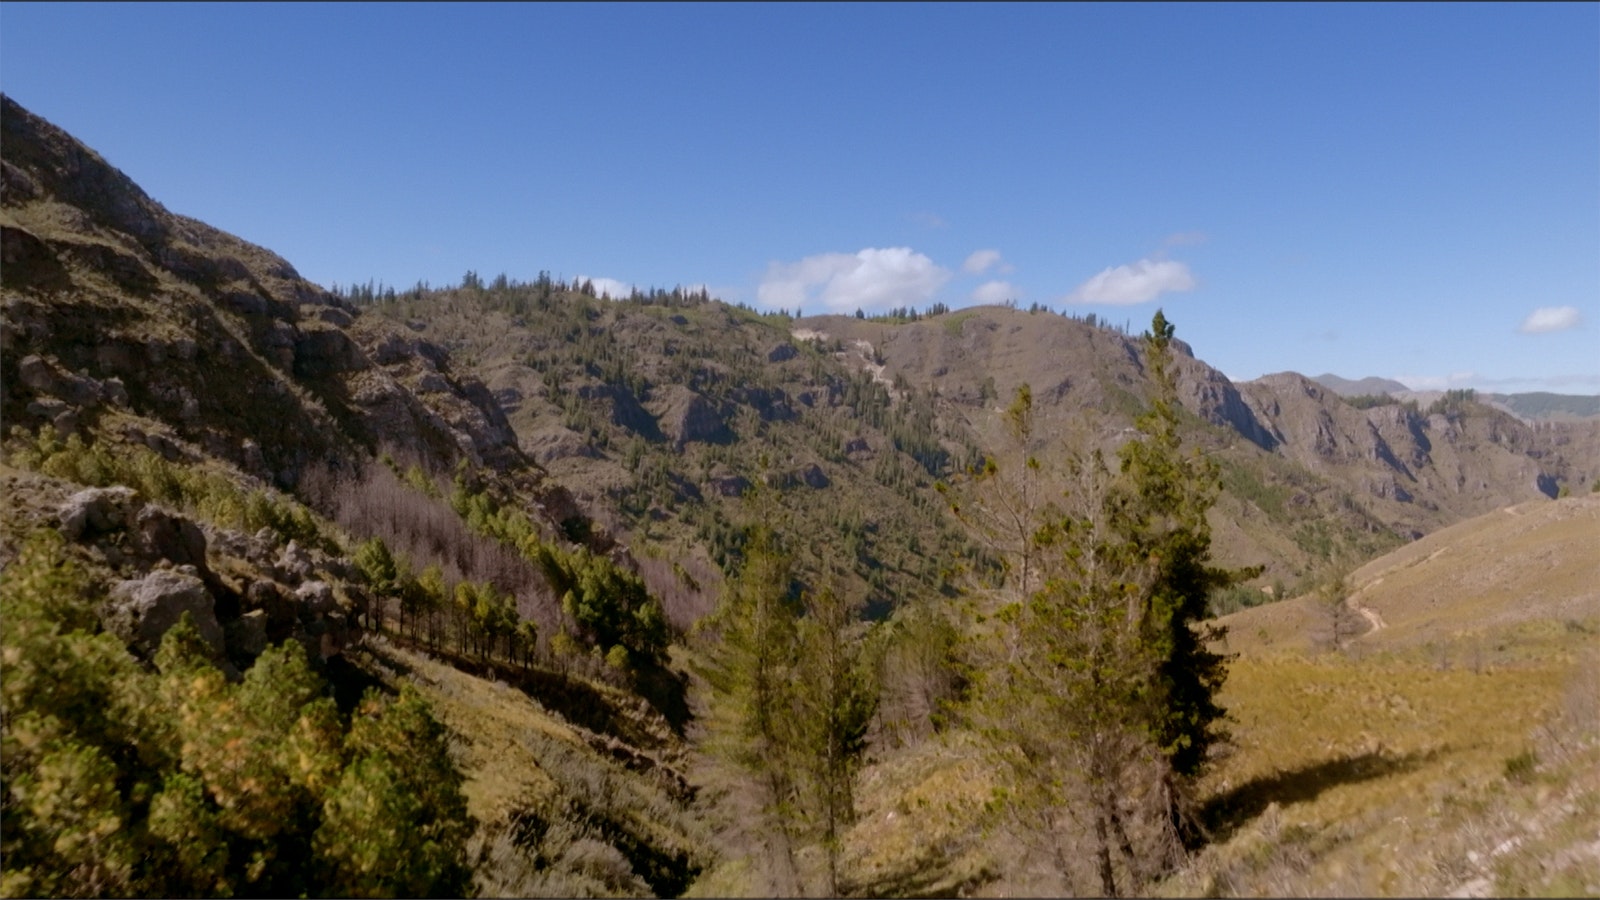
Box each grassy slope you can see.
[1168,495,1600,896]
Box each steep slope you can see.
[1,94,555,494]
[2,94,708,896]
[1216,493,1600,656]
[1154,497,1600,897]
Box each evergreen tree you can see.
[790,587,876,896]
[0,531,475,897]
[694,522,805,895]
[964,310,1252,895]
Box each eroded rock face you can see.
[652,386,733,448]
[224,609,270,660]
[798,463,830,490]
[103,569,226,661]
[292,323,369,378]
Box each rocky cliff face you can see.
[1,94,549,495]
[804,308,1600,573]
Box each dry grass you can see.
[1153,498,1600,897]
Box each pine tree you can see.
[1113,309,1255,844]
[791,587,876,896]
[965,310,1252,895]
[694,522,805,895]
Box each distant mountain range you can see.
[1311,374,1600,422]
[1310,374,1412,397]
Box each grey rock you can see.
[17,354,103,406]
[417,372,451,394]
[223,291,269,317]
[17,354,54,392]
[247,580,298,628]
[709,474,751,498]
[50,408,80,438]
[144,431,182,461]
[26,397,68,418]
[295,580,337,618]
[276,539,313,582]
[767,342,798,363]
[799,463,831,490]
[102,377,129,407]
[104,570,226,660]
[59,486,140,541]
[292,323,367,377]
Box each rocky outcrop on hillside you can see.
[1236,371,1598,533]
[650,385,734,449]
[0,94,548,495]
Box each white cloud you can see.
[758,247,950,313]
[971,280,1016,305]
[1066,258,1196,306]
[577,275,635,299]
[1517,306,1582,334]
[963,249,1004,274]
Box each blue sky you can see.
[3,2,1595,392]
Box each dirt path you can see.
[1348,593,1387,632]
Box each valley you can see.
[3,92,1597,897]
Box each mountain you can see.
[359,294,1599,603]
[1311,373,1412,397]
[5,93,1598,897]
[1485,391,1600,422]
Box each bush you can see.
[6,427,333,551]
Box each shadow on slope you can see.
[1200,748,1437,842]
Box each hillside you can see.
[1,93,708,896]
[1167,496,1600,897]
[1487,391,1600,423]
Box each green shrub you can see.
[5,427,333,552]
[0,528,474,897]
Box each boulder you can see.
[276,539,314,582]
[652,386,733,448]
[292,323,367,377]
[17,354,104,406]
[103,570,226,660]
[58,486,140,541]
[247,579,299,629]
[295,580,338,620]
[708,474,751,498]
[799,463,831,490]
[131,505,209,570]
[767,342,799,363]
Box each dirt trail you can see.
[1348,593,1387,632]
